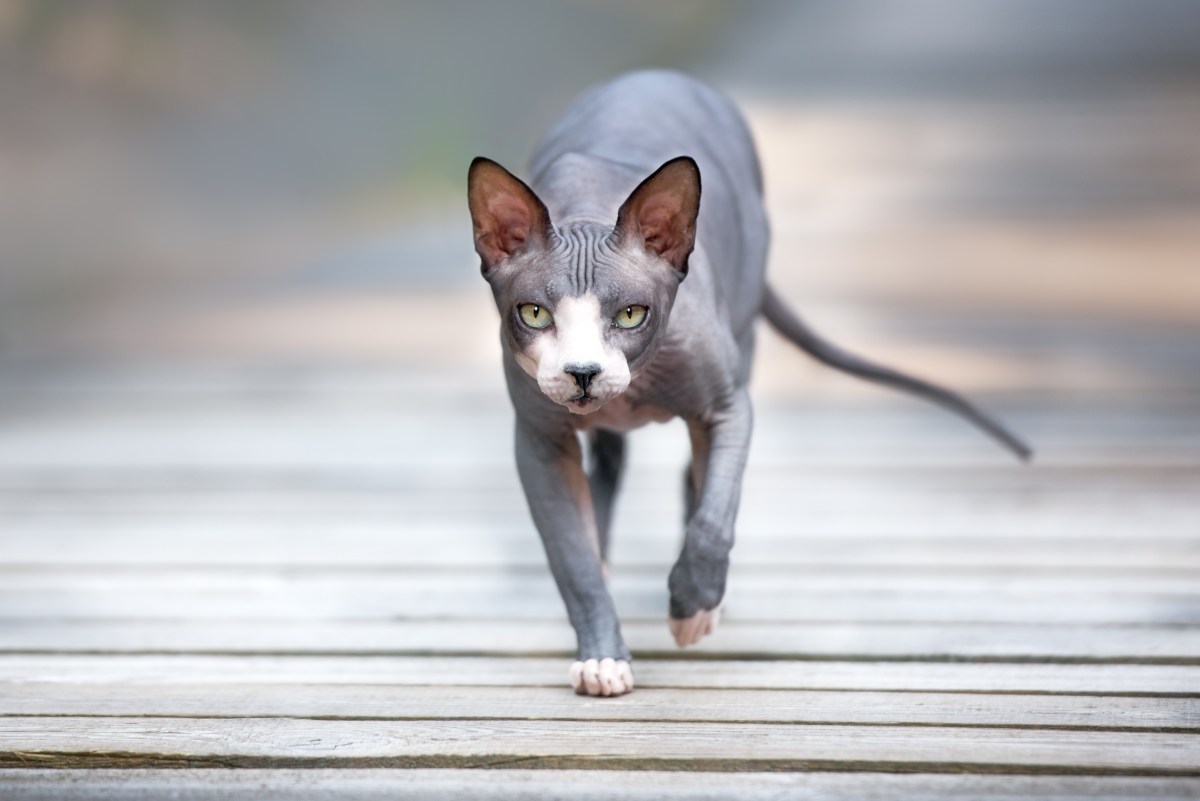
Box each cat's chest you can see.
[576,394,675,434]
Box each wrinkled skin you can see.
[468,70,768,696]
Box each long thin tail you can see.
[762,285,1032,462]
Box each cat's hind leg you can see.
[587,429,626,569]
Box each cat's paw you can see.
[669,605,721,648]
[569,657,634,696]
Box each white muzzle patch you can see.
[514,294,631,414]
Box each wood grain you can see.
[2,529,1196,569]
[1,655,1197,694]
[3,381,1197,793]
[4,570,1198,624]
[1,718,1197,773]
[3,619,1196,662]
[4,683,1197,730]
[1,769,1197,801]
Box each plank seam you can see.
[3,650,1198,665]
[5,683,1197,698]
[2,753,1198,776]
[2,714,1197,734]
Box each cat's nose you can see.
[564,363,601,392]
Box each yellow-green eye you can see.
[518,303,553,329]
[614,305,648,329]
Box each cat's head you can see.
[468,156,700,414]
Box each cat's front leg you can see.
[669,389,753,646]
[515,419,633,696]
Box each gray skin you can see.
[468,70,1030,695]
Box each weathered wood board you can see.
[2,654,1197,694]
[2,376,1197,797]
[1,718,1198,773]
[4,683,1198,730]
[1,769,1197,801]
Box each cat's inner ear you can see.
[614,156,701,275]
[468,158,553,272]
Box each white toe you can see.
[617,660,635,691]
[569,658,634,696]
[583,659,602,695]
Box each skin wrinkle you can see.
[471,72,771,696]
[470,71,1028,697]
[498,220,679,417]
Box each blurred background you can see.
[1,0,1199,479]
[1,0,1197,400]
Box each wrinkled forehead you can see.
[505,224,663,305]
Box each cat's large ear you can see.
[467,157,554,274]
[614,156,701,276]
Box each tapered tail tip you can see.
[1006,437,1034,464]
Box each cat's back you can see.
[530,71,770,335]
[530,70,762,195]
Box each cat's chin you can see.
[561,395,608,415]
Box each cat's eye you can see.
[614,305,648,329]
[518,303,553,329]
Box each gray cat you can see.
[467,70,1029,696]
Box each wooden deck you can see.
[2,0,1199,795]
[0,364,1197,799]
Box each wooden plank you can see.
[2,528,1196,569]
[6,507,1197,543]
[0,455,1194,496]
[5,564,1200,594]
[2,482,1198,540]
[13,589,1200,627]
[2,620,1197,661]
[1,399,1195,465]
[4,476,1198,514]
[2,463,1195,535]
[2,460,1195,495]
[1,655,1196,694]
[1,461,1195,498]
[3,573,1198,624]
[2,769,1197,801]
[0,718,1196,773]
[0,395,1174,436]
[4,683,1197,730]
[0,402,1191,455]
[0,505,1190,538]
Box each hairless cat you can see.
[467,70,1030,697]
